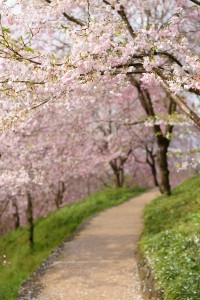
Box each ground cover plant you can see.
[139,175,200,300]
[0,185,144,300]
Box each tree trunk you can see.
[55,181,65,208]
[27,192,34,248]
[145,147,159,187]
[12,198,20,229]
[157,140,171,195]
[110,159,124,187]
[151,164,159,187]
[129,78,175,196]
[115,169,124,187]
[147,157,159,187]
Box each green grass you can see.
[139,175,200,300]
[0,185,145,300]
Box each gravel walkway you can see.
[18,189,159,300]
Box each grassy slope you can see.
[0,185,145,300]
[139,175,200,300]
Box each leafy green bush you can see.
[139,176,200,300]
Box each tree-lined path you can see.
[20,189,159,300]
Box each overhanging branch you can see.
[156,70,200,128]
[189,0,200,5]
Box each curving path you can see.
[19,189,159,300]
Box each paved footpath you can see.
[24,189,159,300]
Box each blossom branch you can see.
[102,0,136,38]
[62,13,86,27]
[156,70,200,128]
[44,0,86,26]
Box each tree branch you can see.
[122,118,147,126]
[102,1,136,38]
[62,13,86,27]
[156,70,200,128]
[44,0,86,26]
[155,51,183,68]
[189,87,200,96]
[189,0,200,5]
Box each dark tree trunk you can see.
[129,79,175,195]
[110,150,132,188]
[146,151,159,187]
[110,158,125,188]
[156,138,171,195]
[115,169,124,187]
[145,144,159,187]
[120,168,125,187]
[12,198,20,229]
[151,164,159,187]
[55,181,65,208]
[27,192,34,248]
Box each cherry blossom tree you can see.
[0,0,199,129]
[0,0,199,230]
[0,85,160,235]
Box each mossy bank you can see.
[139,175,200,300]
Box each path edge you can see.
[17,214,95,300]
[17,189,146,299]
[137,252,164,300]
